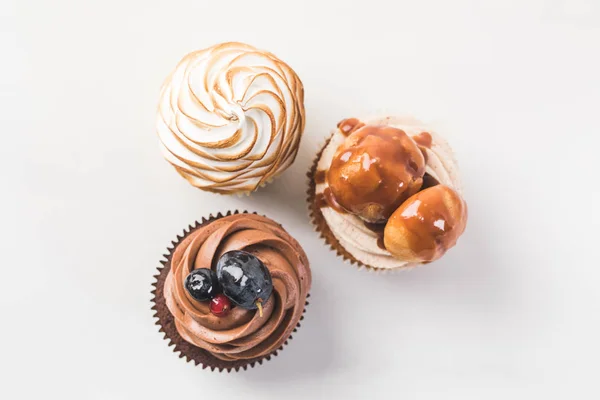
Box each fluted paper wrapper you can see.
[150,210,310,372]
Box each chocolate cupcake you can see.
[308,116,467,271]
[156,42,305,195]
[151,211,311,371]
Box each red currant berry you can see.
[210,294,231,317]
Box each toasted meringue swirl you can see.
[164,213,311,361]
[157,42,305,194]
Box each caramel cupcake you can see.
[151,211,311,371]
[157,42,305,194]
[308,116,467,270]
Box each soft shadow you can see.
[375,193,515,315]
[242,127,325,229]
[236,276,337,383]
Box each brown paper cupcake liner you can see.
[150,210,310,372]
[307,136,415,274]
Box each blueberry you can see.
[184,268,220,301]
[216,250,273,310]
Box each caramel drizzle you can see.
[413,132,432,164]
[314,170,345,212]
[363,221,387,250]
[337,118,365,136]
[314,170,326,185]
[412,132,432,148]
[315,187,347,214]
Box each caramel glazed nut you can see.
[316,117,467,265]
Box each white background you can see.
[3,0,600,399]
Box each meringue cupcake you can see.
[157,42,305,194]
[308,116,467,271]
[151,211,311,371]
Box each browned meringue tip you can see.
[306,136,419,274]
[158,42,305,195]
[150,210,310,372]
[230,176,277,197]
[194,175,280,197]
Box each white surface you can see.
[3,1,600,399]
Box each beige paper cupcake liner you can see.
[150,210,310,372]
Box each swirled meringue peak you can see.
[157,42,305,194]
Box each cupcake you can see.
[151,211,311,371]
[308,116,467,270]
[156,42,305,194]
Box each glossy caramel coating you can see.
[327,125,426,222]
[383,185,467,263]
[337,118,365,136]
[412,132,433,148]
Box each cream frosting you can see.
[316,116,462,269]
[157,42,305,194]
[164,213,311,361]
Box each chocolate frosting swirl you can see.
[164,214,311,361]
